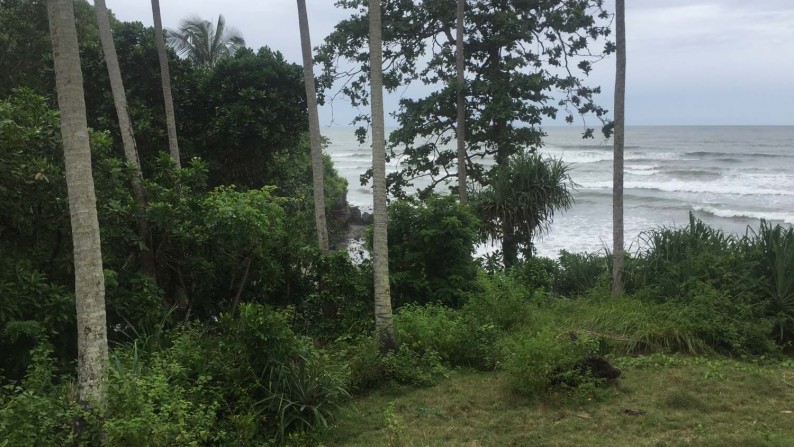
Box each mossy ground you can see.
[319,355,794,447]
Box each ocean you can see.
[324,126,794,258]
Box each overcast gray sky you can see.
[103,0,794,126]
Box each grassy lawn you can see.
[319,355,794,447]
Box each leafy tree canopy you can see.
[317,0,614,197]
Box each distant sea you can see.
[324,126,794,258]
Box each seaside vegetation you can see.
[1,1,793,446]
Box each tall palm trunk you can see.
[47,0,109,409]
[94,0,156,281]
[368,0,396,353]
[455,0,467,204]
[612,0,626,297]
[296,0,329,252]
[151,0,181,168]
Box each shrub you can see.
[744,222,794,343]
[292,249,373,340]
[0,345,81,446]
[104,352,217,446]
[510,256,559,294]
[635,213,744,300]
[554,250,609,297]
[565,287,776,356]
[261,351,350,442]
[382,195,481,307]
[462,271,536,331]
[331,334,448,391]
[499,329,603,397]
[381,346,448,387]
[393,304,500,369]
[160,304,350,444]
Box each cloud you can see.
[101,0,794,126]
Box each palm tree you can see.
[296,0,329,253]
[368,0,396,353]
[473,152,575,267]
[94,0,156,281]
[151,0,181,168]
[46,0,109,408]
[167,15,245,69]
[612,0,626,297]
[456,0,467,204]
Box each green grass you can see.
[319,356,794,447]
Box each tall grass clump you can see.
[635,213,744,299]
[554,250,610,297]
[461,271,538,331]
[565,295,708,354]
[744,221,794,343]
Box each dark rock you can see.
[579,354,622,380]
[551,354,621,387]
[348,206,364,225]
[361,212,373,225]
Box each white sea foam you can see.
[625,167,661,176]
[692,205,794,225]
[581,180,794,197]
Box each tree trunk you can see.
[455,0,467,204]
[151,0,181,168]
[94,0,156,282]
[612,0,626,298]
[486,43,517,268]
[297,0,329,253]
[369,0,396,353]
[47,0,109,409]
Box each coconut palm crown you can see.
[167,15,245,68]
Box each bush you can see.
[0,345,81,446]
[510,256,559,294]
[104,352,217,446]
[499,329,603,397]
[383,195,481,307]
[261,351,350,442]
[381,346,448,387]
[157,304,349,444]
[744,222,794,343]
[331,334,448,391]
[568,294,709,354]
[554,250,609,297]
[394,304,500,369]
[462,271,537,331]
[564,287,776,356]
[292,250,373,341]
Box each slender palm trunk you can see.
[297,0,329,252]
[94,0,156,281]
[612,0,626,297]
[151,0,181,168]
[47,0,109,409]
[369,0,396,353]
[456,0,467,204]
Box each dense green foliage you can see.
[382,195,481,307]
[1,0,792,445]
[1,1,354,441]
[549,214,794,352]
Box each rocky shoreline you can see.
[330,202,372,257]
